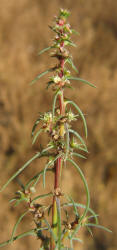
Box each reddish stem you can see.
[55,158,62,188]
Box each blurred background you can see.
[0,0,117,249]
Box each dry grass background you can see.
[0,0,117,249]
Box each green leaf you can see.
[62,202,98,225]
[71,152,87,159]
[1,146,53,192]
[66,159,90,223]
[25,168,53,190]
[65,40,76,47]
[0,152,41,192]
[71,29,80,35]
[32,128,43,145]
[10,211,28,243]
[67,76,96,88]
[77,146,88,153]
[72,237,83,243]
[25,146,54,189]
[70,238,73,249]
[66,58,78,73]
[38,46,52,55]
[67,195,79,217]
[85,223,112,233]
[31,118,41,137]
[31,192,53,203]
[69,129,87,151]
[0,229,36,247]
[30,68,53,86]
[66,100,88,138]
[86,226,93,237]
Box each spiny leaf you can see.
[0,229,36,247]
[71,29,80,35]
[25,168,53,190]
[66,100,88,138]
[67,195,79,217]
[10,211,28,243]
[32,128,43,145]
[86,226,93,237]
[0,152,41,192]
[62,202,98,225]
[1,146,53,192]
[70,238,73,249]
[66,58,78,73]
[31,118,41,137]
[31,192,53,203]
[66,159,90,223]
[78,146,88,153]
[67,76,96,88]
[38,46,52,55]
[69,129,87,151]
[30,68,54,86]
[72,237,83,243]
[71,152,87,159]
[85,223,112,233]
[65,40,76,47]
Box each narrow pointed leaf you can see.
[86,226,93,237]
[67,196,79,217]
[69,129,87,150]
[66,159,90,222]
[66,100,88,138]
[31,192,53,203]
[85,223,112,233]
[66,58,78,73]
[0,229,35,247]
[70,239,73,249]
[25,146,54,189]
[0,152,41,192]
[30,69,52,86]
[72,237,83,243]
[71,152,87,159]
[10,211,28,243]
[71,29,80,35]
[31,118,41,137]
[62,202,98,224]
[25,168,53,190]
[78,146,89,153]
[38,46,52,55]
[67,76,96,88]
[32,128,43,145]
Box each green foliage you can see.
[0,8,111,250]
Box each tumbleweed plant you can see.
[0,9,111,250]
